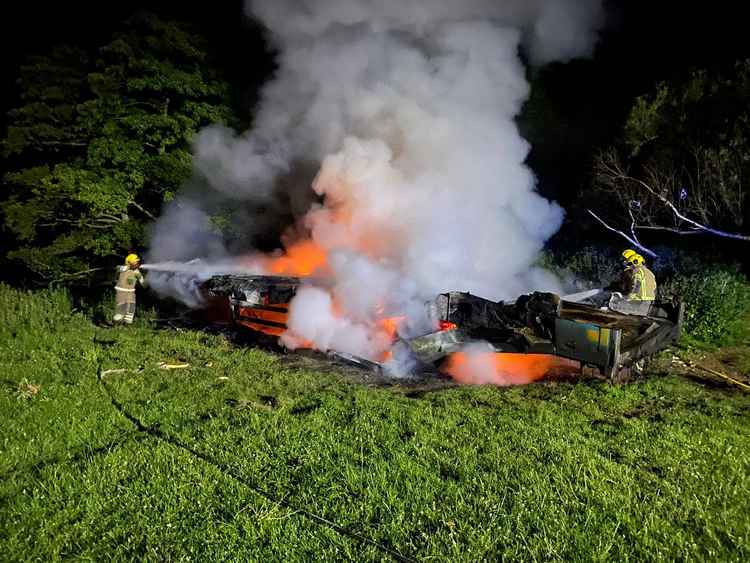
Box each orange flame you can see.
[379,316,405,339]
[264,240,328,277]
[376,316,405,362]
[443,352,580,386]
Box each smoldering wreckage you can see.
[140,0,684,386]
[146,264,684,385]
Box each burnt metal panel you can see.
[328,351,383,373]
[204,275,301,304]
[554,317,621,370]
[405,329,467,364]
[616,318,681,368]
[604,328,622,380]
[436,292,514,329]
[430,291,548,350]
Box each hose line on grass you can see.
[0,431,145,482]
[95,359,416,563]
[670,352,750,392]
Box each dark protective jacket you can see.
[607,266,635,294]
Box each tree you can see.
[1,13,234,284]
[588,60,750,254]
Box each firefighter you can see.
[113,253,146,324]
[622,248,636,263]
[609,253,657,316]
[618,249,637,293]
[628,254,657,302]
[605,249,637,296]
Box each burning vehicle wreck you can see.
[165,271,684,384]
[137,0,662,387]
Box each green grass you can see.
[2,285,750,561]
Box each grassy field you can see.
[2,285,750,561]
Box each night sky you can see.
[1,0,748,200]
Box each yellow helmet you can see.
[622,249,637,260]
[630,254,645,266]
[125,253,141,266]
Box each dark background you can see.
[1,0,748,219]
[0,1,273,132]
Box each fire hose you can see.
[94,351,416,562]
[671,353,750,392]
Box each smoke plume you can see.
[148,0,605,365]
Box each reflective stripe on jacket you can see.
[628,265,657,301]
[115,265,145,293]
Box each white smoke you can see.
[149,0,605,364]
[143,259,262,308]
[281,285,392,359]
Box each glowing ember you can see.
[439,321,457,331]
[443,352,580,386]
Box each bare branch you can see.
[35,140,88,147]
[586,209,659,257]
[593,148,750,242]
[39,218,83,227]
[627,206,641,247]
[39,211,131,230]
[50,267,107,285]
[634,225,703,235]
[621,174,750,241]
[96,213,124,222]
[128,200,157,221]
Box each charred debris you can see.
[166,273,685,381]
